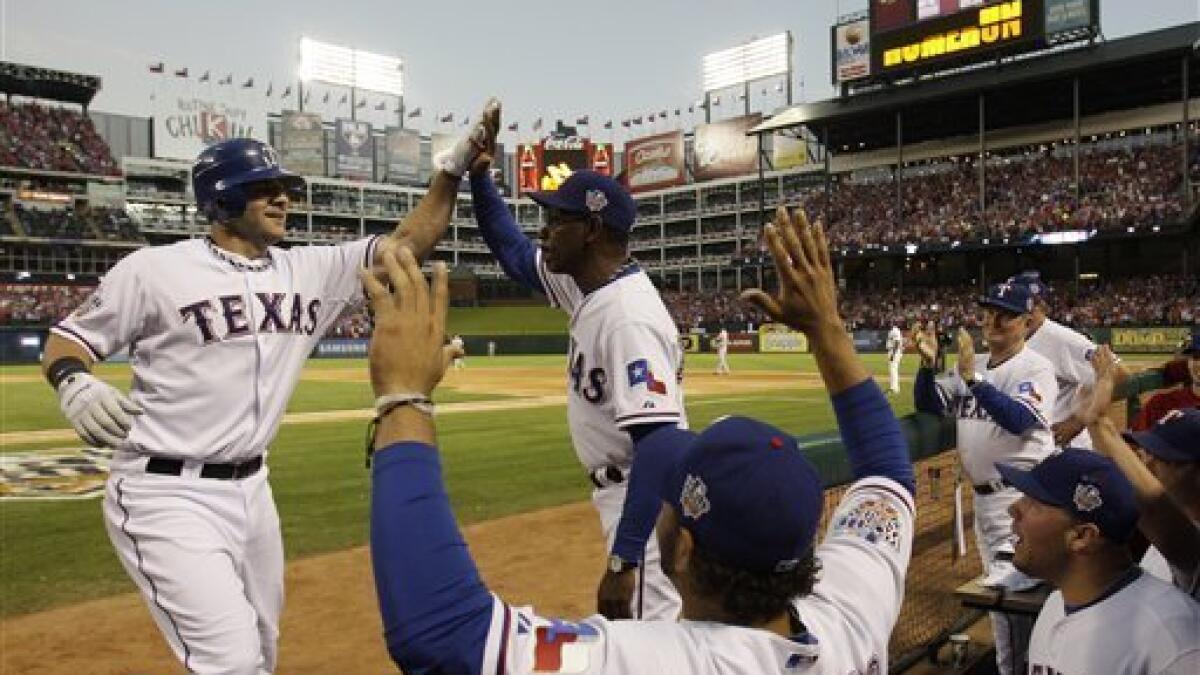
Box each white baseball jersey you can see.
[1028,570,1200,674]
[716,330,729,353]
[536,253,687,470]
[931,347,1057,484]
[477,476,915,674]
[53,235,378,463]
[887,327,904,362]
[1025,318,1100,449]
[452,335,465,350]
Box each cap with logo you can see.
[528,170,637,234]
[1006,270,1051,300]
[979,282,1035,315]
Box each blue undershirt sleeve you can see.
[970,381,1042,435]
[612,424,696,561]
[469,171,543,293]
[831,378,915,495]
[914,367,946,416]
[370,442,493,675]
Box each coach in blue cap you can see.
[1002,448,1200,673]
[361,206,917,674]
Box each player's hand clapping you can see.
[915,325,938,367]
[359,248,461,399]
[955,327,975,382]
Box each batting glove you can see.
[56,372,143,448]
[433,98,500,177]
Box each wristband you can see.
[364,393,435,468]
[46,357,89,390]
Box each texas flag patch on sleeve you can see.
[627,359,667,395]
[533,619,601,673]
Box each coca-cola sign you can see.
[543,135,585,151]
[623,131,686,194]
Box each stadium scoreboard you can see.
[833,0,1099,86]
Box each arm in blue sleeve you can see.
[612,423,696,561]
[469,171,543,293]
[831,378,915,495]
[970,381,1041,435]
[371,442,493,675]
[913,367,946,416]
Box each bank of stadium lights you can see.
[702,32,791,92]
[299,36,403,96]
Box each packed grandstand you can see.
[1,23,1197,352]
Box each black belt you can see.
[973,478,1011,496]
[145,456,263,480]
[589,465,626,489]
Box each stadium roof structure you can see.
[752,22,1200,152]
[0,62,102,109]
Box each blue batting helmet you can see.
[192,138,304,222]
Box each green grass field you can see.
[0,352,926,617]
[447,306,567,334]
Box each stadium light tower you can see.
[298,36,405,125]
[701,32,792,122]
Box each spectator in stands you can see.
[1129,333,1200,431]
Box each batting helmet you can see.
[192,138,304,223]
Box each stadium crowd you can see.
[8,204,143,241]
[0,102,120,175]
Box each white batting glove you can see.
[56,372,143,448]
[433,98,501,177]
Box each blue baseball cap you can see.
[528,170,637,234]
[979,282,1035,315]
[653,416,824,574]
[1006,270,1051,299]
[1123,407,1200,463]
[996,448,1138,542]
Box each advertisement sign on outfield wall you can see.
[279,111,325,176]
[758,324,809,353]
[623,131,686,194]
[693,114,763,182]
[1111,327,1192,353]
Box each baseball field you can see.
[0,350,1159,673]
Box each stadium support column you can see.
[298,81,305,112]
[1183,54,1192,208]
[823,126,832,225]
[1073,77,1081,205]
[351,87,357,122]
[978,94,986,230]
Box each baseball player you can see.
[886,322,904,394]
[39,102,497,674]
[1001,449,1200,673]
[364,206,916,674]
[451,334,466,370]
[914,282,1057,675]
[469,135,685,621]
[1008,270,1129,448]
[713,327,731,375]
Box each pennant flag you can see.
[633,116,642,125]
[375,101,387,110]
[338,93,348,106]
[266,83,273,97]
[603,120,613,130]
[218,74,232,85]
[174,68,188,78]
[356,98,367,108]
[148,62,165,73]
[674,108,680,116]
[658,110,667,119]
[506,122,518,132]
[242,77,254,88]
[322,92,330,104]
[282,85,292,98]
[688,105,694,114]
[200,71,211,83]
[576,115,589,125]
[533,118,543,131]
[439,113,453,123]
[303,90,311,104]
[408,107,422,118]
[621,119,630,128]
[461,116,470,126]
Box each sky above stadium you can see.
[1,0,1196,139]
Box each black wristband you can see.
[46,357,89,389]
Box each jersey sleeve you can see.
[805,476,916,655]
[480,600,611,674]
[607,322,684,429]
[1004,357,1058,429]
[288,235,381,305]
[534,248,583,314]
[1056,326,1099,389]
[51,252,149,361]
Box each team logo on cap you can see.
[585,189,608,213]
[680,474,711,520]
[1073,482,1103,513]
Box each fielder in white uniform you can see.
[1007,271,1129,449]
[40,104,497,674]
[470,159,684,620]
[914,283,1057,675]
[451,334,466,369]
[714,328,731,375]
[365,206,917,675]
[886,324,904,394]
[1000,449,1200,674]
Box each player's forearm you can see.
[1089,419,1199,574]
[469,171,542,291]
[389,172,459,262]
[807,319,871,395]
[913,368,946,415]
[612,423,688,561]
[832,379,914,494]
[41,333,95,381]
[370,440,492,674]
[970,382,1041,435]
